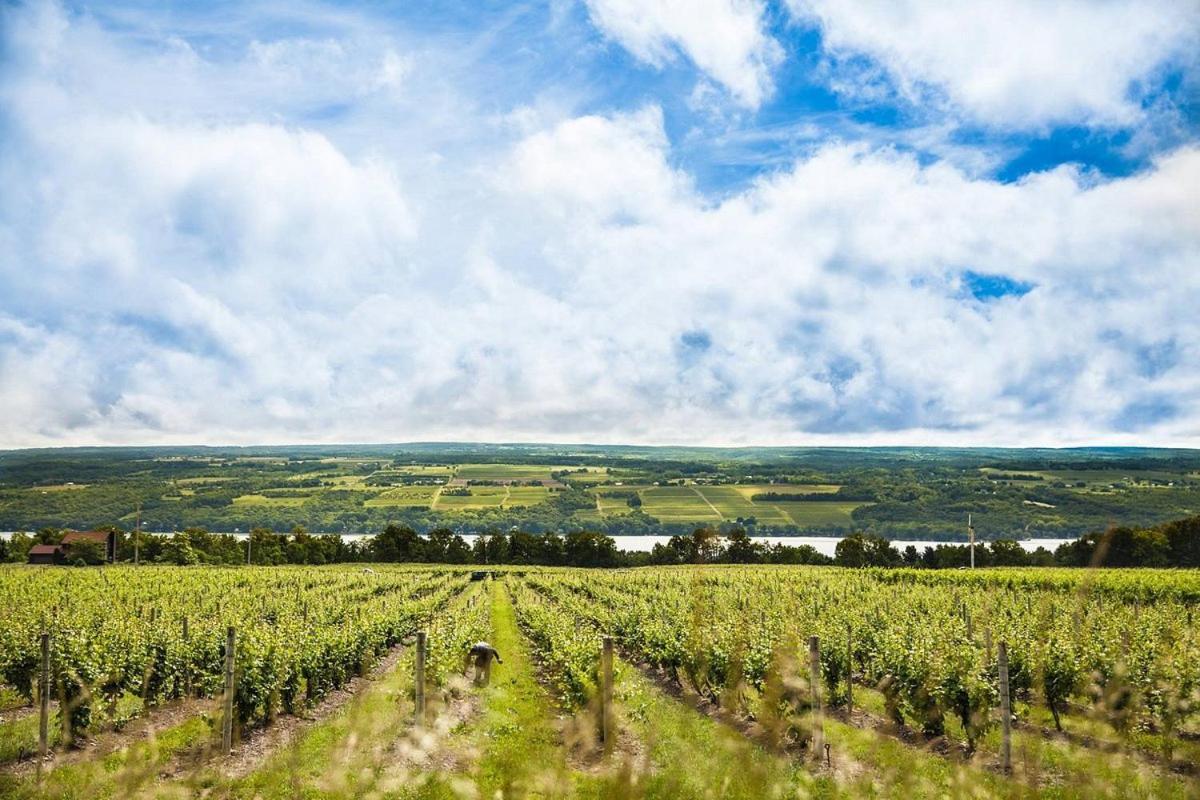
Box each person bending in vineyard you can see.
[463,641,503,686]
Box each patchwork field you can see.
[363,486,440,508]
[453,463,563,482]
[434,485,552,510]
[587,483,861,527]
[231,494,308,507]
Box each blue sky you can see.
[0,0,1198,447]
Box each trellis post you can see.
[222,627,236,754]
[809,635,823,760]
[38,633,50,781]
[415,631,427,724]
[998,640,1011,772]
[601,636,615,750]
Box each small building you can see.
[59,530,118,563]
[27,544,66,565]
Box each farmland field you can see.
[433,485,551,510]
[363,486,440,508]
[1,563,1197,799]
[4,444,1200,539]
[452,463,562,482]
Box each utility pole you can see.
[968,513,975,569]
[134,502,141,565]
[246,532,252,565]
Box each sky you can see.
[0,0,1198,449]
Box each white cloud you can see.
[787,0,1200,128]
[583,0,782,108]
[2,1,1199,448]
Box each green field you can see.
[770,500,864,526]
[232,494,308,507]
[434,485,552,510]
[587,483,859,526]
[638,486,722,522]
[362,486,439,508]
[5,444,1200,537]
[453,463,562,482]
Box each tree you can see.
[64,538,105,566]
[724,527,761,563]
[159,536,200,565]
[989,539,1028,566]
[249,527,286,565]
[1161,516,1200,567]
[836,533,900,567]
[564,530,618,567]
[835,534,868,567]
[372,524,424,562]
[5,533,33,563]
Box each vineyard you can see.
[0,563,1197,798]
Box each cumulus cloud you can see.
[1,1,1198,448]
[788,0,1200,128]
[583,0,782,108]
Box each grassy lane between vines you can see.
[401,578,588,799]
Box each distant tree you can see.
[836,533,900,567]
[835,534,868,567]
[6,533,33,562]
[1160,516,1200,567]
[36,528,63,545]
[249,527,286,565]
[64,538,105,566]
[473,533,509,565]
[159,536,200,565]
[564,530,618,567]
[372,524,424,562]
[989,539,1028,566]
[724,527,760,563]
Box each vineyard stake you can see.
[998,640,1011,773]
[809,635,823,761]
[601,636,614,750]
[38,632,49,782]
[222,626,235,755]
[182,616,191,696]
[845,626,853,715]
[415,630,427,724]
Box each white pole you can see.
[968,513,975,569]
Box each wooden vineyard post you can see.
[414,631,427,724]
[222,627,235,755]
[845,626,853,715]
[601,636,614,750]
[998,640,1011,773]
[182,616,191,696]
[984,627,993,664]
[38,632,50,782]
[809,635,823,760]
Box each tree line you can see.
[3,515,1198,568]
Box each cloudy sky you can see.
[1,0,1198,448]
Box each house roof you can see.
[29,544,64,555]
[61,531,112,545]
